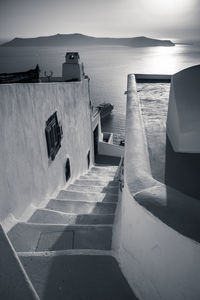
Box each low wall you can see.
[0,80,93,230]
[103,132,113,144]
[135,73,171,82]
[98,141,124,158]
[167,65,200,153]
[112,74,200,300]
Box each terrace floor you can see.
[138,82,200,201]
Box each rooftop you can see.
[138,82,200,201]
[125,75,200,243]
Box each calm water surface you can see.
[0,45,200,142]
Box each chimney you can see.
[62,52,84,82]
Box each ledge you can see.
[135,73,171,83]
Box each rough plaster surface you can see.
[136,79,200,230]
[138,82,170,183]
[139,81,200,200]
[112,74,200,300]
[0,80,92,229]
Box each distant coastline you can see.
[1,33,175,48]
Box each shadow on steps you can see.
[95,154,121,166]
[20,254,138,300]
[7,160,138,300]
[8,162,120,252]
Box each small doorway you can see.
[93,125,99,157]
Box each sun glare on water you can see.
[143,46,184,74]
[147,0,194,14]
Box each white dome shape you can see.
[167,64,200,153]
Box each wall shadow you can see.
[134,133,200,243]
[135,183,200,243]
[165,135,200,200]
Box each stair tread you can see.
[46,199,117,215]
[67,183,118,194]
[6,163,132,298]
[28,208,114,225]
[74,179,119,187]
[48,199,117,206]
[8,222,113,252]
[57,190,118,203]
[19,255,138,300]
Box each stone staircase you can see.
[7,163,138,300]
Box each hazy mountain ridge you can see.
[1,33,175,47]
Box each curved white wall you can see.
[112,74,200,300]
[167,65,200,152]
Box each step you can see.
[93,164,118,170]
[46,199,117,215]
[8,223,112,252]
[95,154,121,165]
[91,166,118,173]
[74,179,119,187]
[88,170,117,177]
[67,183,118,194]
[0,225,39,300]
[79,174,118,181]
[28,209,114,225]
[84,171,117,179]
[18,254,137,300]
[57,190,118,203]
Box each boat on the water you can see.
[96,103,114,119]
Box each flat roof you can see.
[138,82,200,201]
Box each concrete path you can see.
[8,162,138,299]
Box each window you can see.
[45,112,63,161]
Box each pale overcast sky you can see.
[0,0,199,40]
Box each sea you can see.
[0,44,200,142]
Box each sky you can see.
[0,0,199,41]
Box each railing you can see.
[118,156,124,192]
[114,155,124,184]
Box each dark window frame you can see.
[45,112,63,161]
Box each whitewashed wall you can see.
[167,65,200,152]
[0,80,93,229]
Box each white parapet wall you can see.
[167,64,200,152]
[112,74,200,300]
[0,79,93,231]
[135,73,171,81]
[98,141,124,158]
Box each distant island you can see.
[1,33,175,47]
